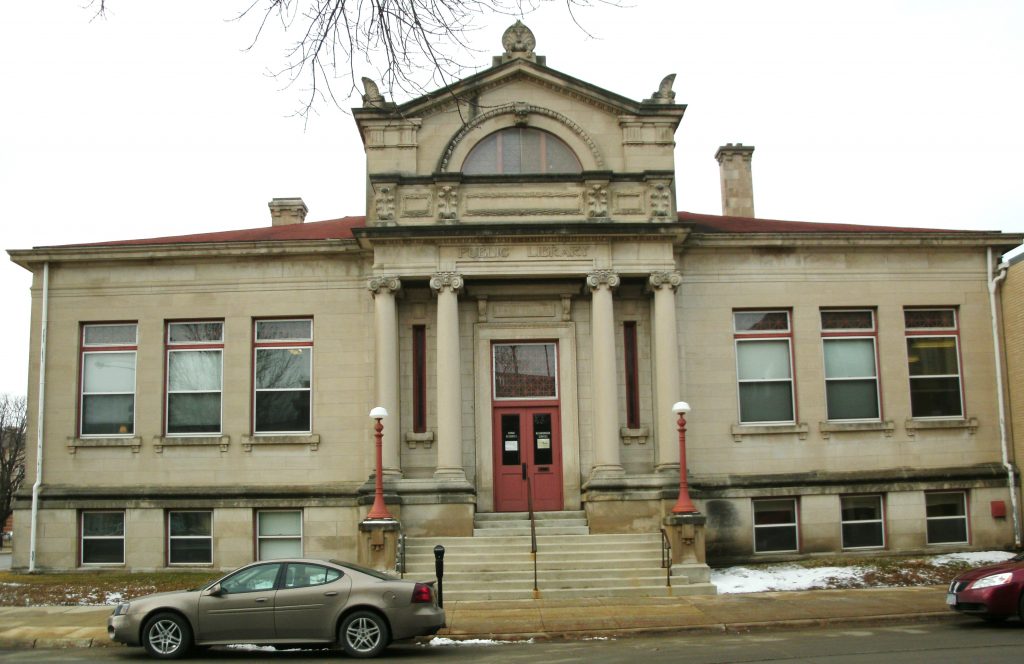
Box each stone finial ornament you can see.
[502,20,536,54]
[645,73,677,104]
[361,77,385,106]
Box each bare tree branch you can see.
[0,394,27,546]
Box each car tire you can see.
[340,610,390,658]
[141,612,193,660]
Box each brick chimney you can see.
[268,197,308,226]
[714,144,755,218]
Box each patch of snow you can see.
[711,564,868,594]
[227,644,279,652]
[428,637,532,646]
[104,592,123,605]
[929,551,1016,566]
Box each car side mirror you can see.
[206,583,225,597]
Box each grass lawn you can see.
[0,569,220,607]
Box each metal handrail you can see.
[660,527,672,588]
[524,463,539,598]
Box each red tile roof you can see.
[64,216,367,247]
[56,211,980,249]
[678,211,964,234]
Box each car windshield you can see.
[331,560,396,581]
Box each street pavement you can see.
[0,585,964,650]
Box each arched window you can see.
[463,128,582,175]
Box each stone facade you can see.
[7,23,1023,572]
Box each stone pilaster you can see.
[648,271,683,473]
[586,269,624,480]
[367,276,402,476]
[430,272,467,481]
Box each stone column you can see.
[430,272,467,481]
[367,276,402,476]
[587,269,624,479]
[649,271,683,473]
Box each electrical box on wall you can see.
[991,500,1007,518]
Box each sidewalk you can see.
[0,586,959,649]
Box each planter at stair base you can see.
[358,519,401,572]
[663,512,714,591]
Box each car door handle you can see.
[254,598,268,603]
[323,591,338,596]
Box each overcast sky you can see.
[2,1,1022,396]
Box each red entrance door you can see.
[493,406,563,512]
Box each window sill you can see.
[905,417,978,436]
[154,436,230,453]
[620,427,649,445]
[819,420,895,439]
[405,431,434,448]
[731,423,808,443]
[67,436,142,454]
[241,434,319,452]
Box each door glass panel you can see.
[533,413,553,465]
[501,413,520,466]
[493,343,557,399]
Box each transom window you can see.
[734,311,794,424]
[166,322,224,436]
[80,323,138,437]
[905,308,963,419]
[493,343,558,400]
[463,128,582,175]
[821,309,880,421]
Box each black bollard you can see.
[433,544,445,608]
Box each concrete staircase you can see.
[402,510,711,600]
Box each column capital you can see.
[367,275,402,295]
[647,270,682,292]
[586,269,620,293]
[430,271,464,295]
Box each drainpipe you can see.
[28,262,49,573]
[987,247,1021,548]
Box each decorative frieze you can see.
[586,183,609,219]
[375,185,396,224]
[648,182,672,222]
[464,191,582,216]
[437,185,459,222]
[430,271,464,295]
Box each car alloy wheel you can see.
[142,612,192,659]
[341,610,390,658]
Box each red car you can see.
[947,552,1024,623]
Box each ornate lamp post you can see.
[366,406,395,520]
[671,401,698,514]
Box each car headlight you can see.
[112,602,131,616]
[970,572,1013,590]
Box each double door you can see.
[493,406,563,512]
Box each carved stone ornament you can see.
[586,269,621,292]
[649,182,672,221]
[367,276,402,295]
[645,73,677,104]
[502,20,536,55]
[437,184,459,222]
[648,271,682,291]
[375,185,396,222]
[430,271,464,294]
[586,183,609,219]
[361,77,385,106]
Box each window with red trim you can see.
[734,311,794,424]
[412,325,427,433]
[253,319,313,434]
[80,323,138,437]
[904,307,963,418]
[166,321,224,435]
[821,309,880,421]
[623,321,640,429]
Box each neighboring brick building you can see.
[7,22,1022,576]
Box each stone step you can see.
[404,533,660,550]
[404,547,662,563]
[474,511,586,522]
[472,525,591,537]
[404,568,670,584]
[473,518,588,529]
